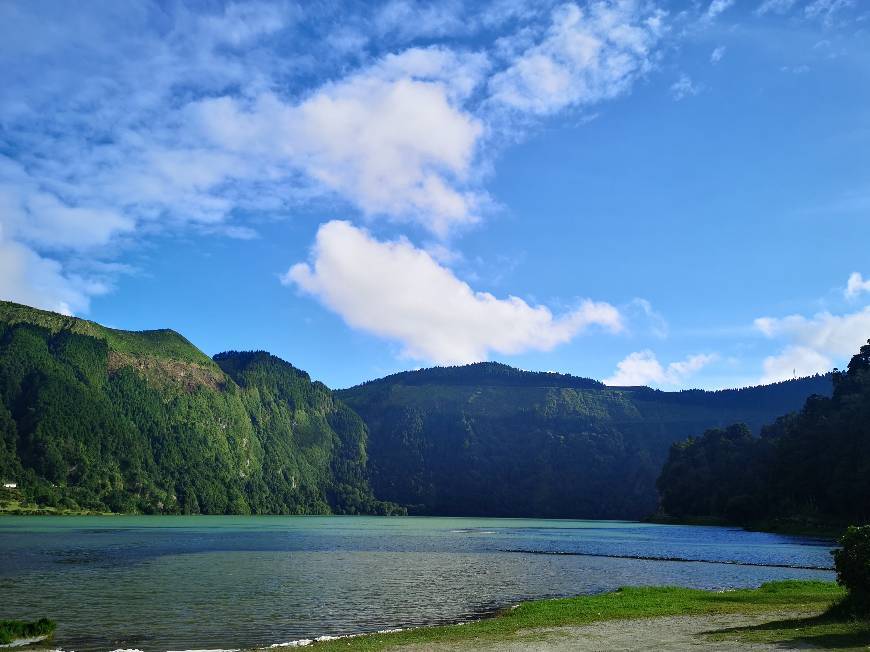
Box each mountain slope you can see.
[338,363,832,519]
[0,301,399,515]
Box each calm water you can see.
[0,516,835,651]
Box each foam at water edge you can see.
[267,628,405,649]
[0,636,52,650]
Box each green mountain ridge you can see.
[339,364,832,519]
[0,300,833,518]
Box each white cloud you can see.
[754,306,870,381]
[604,350,718,386]
[487,1,666,116]
[670,74,700,100]
[845,272,870,299]
[710,46,726,63]
[283,220,623,364]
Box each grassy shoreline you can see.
[276,581,868,651]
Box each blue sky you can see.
[1,0,869,389]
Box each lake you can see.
[0,516,835,651]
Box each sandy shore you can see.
[392,611,820,651]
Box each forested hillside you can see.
[0,301,400,515]
[657,340,870,527]
[338,363,832,519]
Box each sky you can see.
[1,0,869,390]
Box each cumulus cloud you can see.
[283,220,622,364]
[755,306,870,381]
[845,272,870,299]
[604,350,718,386]
[710,46,726,63]
[194,47,489,236]
[487,1,666,116]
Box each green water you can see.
[0,516,835,650]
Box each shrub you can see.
[0,618,56,645]
[832,525,870,613]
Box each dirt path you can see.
[398,611,820,651]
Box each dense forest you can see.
[657,340,870,527]
[0,301,400,515]
[338,364,831,519]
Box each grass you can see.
[297,580,849,651]
[0,619,56,645]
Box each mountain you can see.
[0,301,400,515]
[337,363,832,519]
[0,299,834,519]
[656,340,870,527]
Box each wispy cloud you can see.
[627,298,669,338]
[670,73,700,100]
[487,2,666,116]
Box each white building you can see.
[2,482,16,489]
